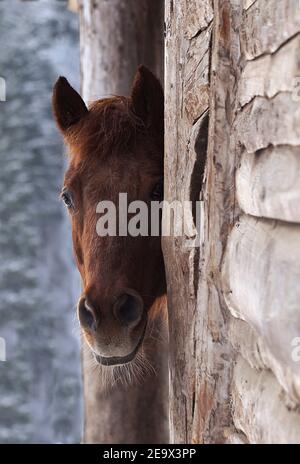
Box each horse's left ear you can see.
[52,76,88,133]
[131,66,164,135]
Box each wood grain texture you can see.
[166,0,300,444]
[184,25,212,123]
[241,0,300,60]
[164,0,214,443]
[232,356,300,444]
[237,146,300,222]
[185,0,213,39]
[79,0,164,100]
[223,215,300,383]
[164,0,247,443]
[234,93,300,152]
[238,35,300,107]
[229,318,300,404]
[224,0,300,442]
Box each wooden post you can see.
[78,0,168,444]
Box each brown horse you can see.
[52,66,166,378]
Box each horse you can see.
[52,66,166,382]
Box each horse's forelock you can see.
[66,96,146,161]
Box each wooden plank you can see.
[237,146,300,223]
[185,0,213,39]
[232,356,300,444]
[164,0,214,443]
[241,0,300,60]
[229,318,300,403]
[238,35,300,107]
[222,215,300,381]
[188,0,243,443]
[234,93,300,152]
[184,25,212,123]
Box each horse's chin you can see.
[92,322,147,367]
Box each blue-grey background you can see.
[0,0,82,443]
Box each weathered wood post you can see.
[78,0,168,444]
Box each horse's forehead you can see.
[65,154,142,197]
[79,153,140,180]
[88,159,139,191]
[70,144,159,178]
[65,134,162,198]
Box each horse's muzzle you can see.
[93,321,147,366]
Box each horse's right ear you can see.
[131,66,163,136]
[52,77,88,132]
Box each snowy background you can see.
[0,0,82,443]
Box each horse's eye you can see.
[61,189,73,209]
[151,180,164,201]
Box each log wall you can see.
[164,0,300,443]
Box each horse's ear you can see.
[131,65,163,135]
[52,77,88,132]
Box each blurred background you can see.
[0,0,166,445]
[0,0,82,443]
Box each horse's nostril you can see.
[115,293,143,328]
[78,298,97,331]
